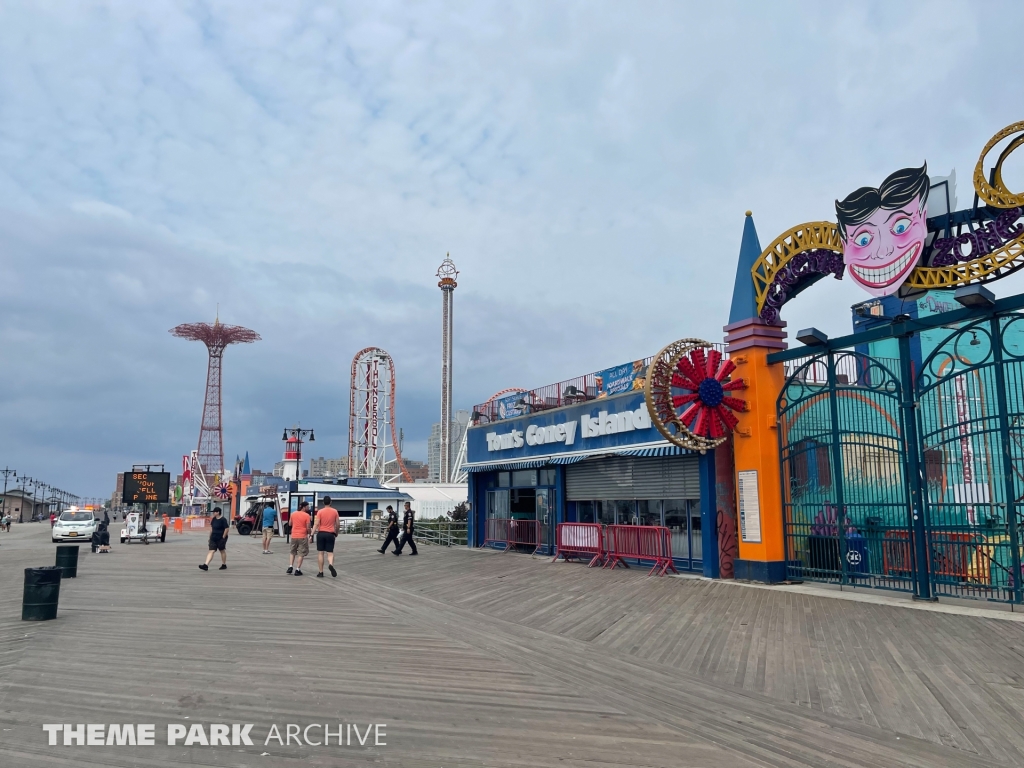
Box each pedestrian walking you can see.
[286,501,312,575]
[313,496,340,578]
[198,507,229,571]
[261,502,277,554]
[394,502,418,556]
[378,505,400,555]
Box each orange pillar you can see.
[724,321,787,580]
[723,211,788,582]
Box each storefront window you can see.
[577,501,596,524]
[510,488,537,519]
[664,499,688,558]
[539,468,556,486]
[614,500,635,525]
[637,499,662,527]
[599,500,615,526]
[512,469,537,487]
[497,472,511,488]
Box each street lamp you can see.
[17,476,34,524]
[0,467,15,523]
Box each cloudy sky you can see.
[1,0,1022,496]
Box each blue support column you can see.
[699,450,720,579]
[467,473,477,548]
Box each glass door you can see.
[536,488,552,554]
[486,490,509,518]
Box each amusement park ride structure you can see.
[170,317,260,478]
[348,347,412,483]
[438,256,458,483]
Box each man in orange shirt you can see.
[286,501,312,576]
[313,496,340,578]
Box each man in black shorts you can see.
[199,507,229,571]
[313,497,340,578]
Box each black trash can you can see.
[23,566,62,621]
[55,544,79,578]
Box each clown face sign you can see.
[835,164,929,297]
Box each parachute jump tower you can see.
[170,317,260,478]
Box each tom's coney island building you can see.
[465,354,740,578]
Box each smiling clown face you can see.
[843,198,927,297]
[835,164,930,299]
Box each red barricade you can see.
[603,525,677,576]
[552,523,604,567]
[483,518,539,554]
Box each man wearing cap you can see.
[313,496,340,577]
[378,505,400,555]
[199,507,229,571]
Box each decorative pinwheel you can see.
[671,347,748,439]
[644,340,748,450]
[213,482,232,500]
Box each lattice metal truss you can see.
[348,347,411,483]
[170,319,260,478]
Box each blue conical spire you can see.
[242,451,251,476]
[728,211,763,324]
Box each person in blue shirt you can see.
[261,502,277,554]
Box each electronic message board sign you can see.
[123,471,170,504]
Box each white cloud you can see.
[0,0,1022,493]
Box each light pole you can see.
[31,480,44,522]
[0,467,15,523]
[17,476,33,524]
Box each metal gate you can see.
[776,301,1024,604]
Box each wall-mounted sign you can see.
[751,121,1024,324]
[596,360,647,398]
[467,392,663,464]
[123,471,170,504]
[483,405,651,453]
[737,470,761,543]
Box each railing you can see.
[474,344,727,423]
[779,353,902,386]
[352,519,467,547]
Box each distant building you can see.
[427,410,470,482]
[404,459,429,481]
[383,458,428,481]
[309,456,349,478]
[112,472,124,507]
[273,461,285,477]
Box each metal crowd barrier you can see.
[552,523,604,567]
[603,525,677,576]
[483,518,539,554]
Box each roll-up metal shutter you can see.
[657,455,700,498]
[566,454,700,500]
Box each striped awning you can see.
[613,445,696,458]
[548,455,589,465]
[463,454,590,473]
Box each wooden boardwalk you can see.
[0,523,1022,767]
